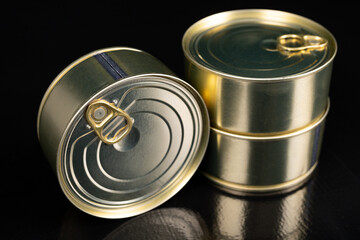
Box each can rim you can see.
[182,9,337,82]
[56,74,210,218]
[211,98,330,140]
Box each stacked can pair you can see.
[182,9,337,195]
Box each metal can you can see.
[182,9,337,134]
[37,47,210,218]
[202,101,329,195]
[182,9,336,195]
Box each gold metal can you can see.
[182,9,337,195]
[182,9,337,135]
[202,101,329,195]
[37,47,210,218]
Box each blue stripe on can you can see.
[94,52,128,80]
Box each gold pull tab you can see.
[277,34,328,54]
[85,99,133,145]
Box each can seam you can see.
[210,99,329,141]
[202,161,318,195]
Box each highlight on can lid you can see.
[37,47,210,218]
[182,9,337,79]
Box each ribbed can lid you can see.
[59,73,209,218]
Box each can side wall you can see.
[106,49,175,77]
[38,57,116,170]
[185,59,333,135]
[202,115,326,188]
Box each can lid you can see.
[183,9,337,79]
[59,74,209,218]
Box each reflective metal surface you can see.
[182,9,336,195]
[37,48,210,218]
[6,2,359,239]
[277,34,328,54]
[38,47,175,169]
[85,99,133,145]
[183,9,337,134]
[202,102,328,195]
[60,75,209,218]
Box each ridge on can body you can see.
[37,47,210,218]
[182,9,337,135]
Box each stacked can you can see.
[182,9,337,195]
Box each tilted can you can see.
[182,9,337,194]
[182,9,337,135]
[37,47,210,218]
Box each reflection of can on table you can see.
[182,9,337,195]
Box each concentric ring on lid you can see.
[58,74,209,218]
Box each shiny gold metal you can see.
[202,101,329,195]
[182,9,337,135]
[37,47,175,170]
[85,99,133,145]
[277,34,328,54]
[203,162,317,196]
[182,9,336,195]
[37,47,210,218]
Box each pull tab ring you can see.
[277,34,328,54]
[85,99,133,145]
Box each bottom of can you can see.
[202,161,318,196]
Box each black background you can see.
[3,1,360,239]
